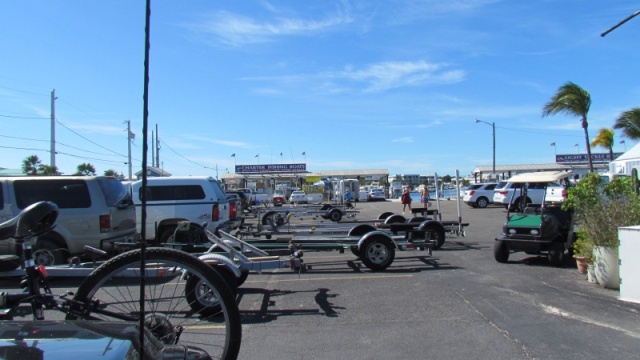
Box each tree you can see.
[613,107,640,140]
[590,128,615,160]
[74,163,96,176]
[104,169,123,179]
[39,164,59,175]
[22,155,42,175]
[542,82,594,172]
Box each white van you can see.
[0,176,136,265]
[130,176,234,242]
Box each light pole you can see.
[475,119,495,175]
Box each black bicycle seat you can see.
[0,201,58,241]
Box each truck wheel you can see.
[494,240,509,263]
[33,238,66,266]
[547,241,564,267]
[476,197,489,208]
[360,236,395,271]
[328,209,343,222]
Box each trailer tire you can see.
[185,266,237,315]
[548,240,564,267]
[378,212,394,220]
[360,236,395,271]
[419,224,446,249]
[350,245,361,258]
[261,211,277,225]
[328,209,343,222]
[196,253,240,293]
[494,240,509,263]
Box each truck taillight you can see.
[562,189,567,198]
[100,214,111,232]
[499,191,508,195]
[229,202,237,220]
[212,204,220,222]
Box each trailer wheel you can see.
[494,240,509,263]
[547,240,564,267]
[378,212,394,220]
[197,253,240,292]
[360,236,395,271]
[185,266,237,315]
[328,208,343,222]
[319,204,332,211]
[350,245,361,258]
[237,270,249,286]
[420,224,445,249]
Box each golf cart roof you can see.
[506,171,573,183]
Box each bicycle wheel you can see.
[66,248,242,360]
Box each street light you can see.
[475,119,495,174]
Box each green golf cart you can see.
[494,171,575,267]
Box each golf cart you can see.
[494,171,575,267]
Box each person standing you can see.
[420,186,430,208]
[401,187,412,214]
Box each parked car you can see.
[0,176,136,265]
[493,178,548,211]
[225,190,251,211]
[367,188,386,201]
[289,190,307,204]
[462,183,497,208]
[272,189,286,206]
[130,176,234,242]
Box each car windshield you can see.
[466,185,482,190]
[495,182,508,189]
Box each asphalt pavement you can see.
[2,197,639,359]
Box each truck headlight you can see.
[530,229,539,235]
[508,228,517,234]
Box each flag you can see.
[574,144,579,147]
[620,140,626,144]
[280,152,283,156]
[302,152,306,156]
[231,153,235,157]
[550,142,555,146]
[255,154,259,158]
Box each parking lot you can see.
[2,198,639,359]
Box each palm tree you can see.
[39,164,59,175]
[22,155,42,175]
[614,107,640,140]
[590,128,615,160]
[542,82,594,172]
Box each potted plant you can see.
[572,229,593,274]
[563,173,640,289]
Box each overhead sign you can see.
[556,153,623,164]
[236,163,306,174]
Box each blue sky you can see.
[1,1,639,179]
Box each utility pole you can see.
[151,130,155,167]
[155,123,160,168]
[125,120,134,180]
[50,89,57,167]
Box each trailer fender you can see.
[384,214,406,224]
[348,224,376,236]
[417,221,446,249]
[378,212,394,220]
[358,231,398,250]
[197,253,242,279]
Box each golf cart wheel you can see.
[547,241,564,267]
[494,240,509,263]
[360,236,395,271]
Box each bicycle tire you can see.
[66,247,242,360]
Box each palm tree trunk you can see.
[609,147,614,161]
[582,117,594,172]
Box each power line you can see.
[159,139,209,169]
[0,114,49,120]
[56,120,127,157]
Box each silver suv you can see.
[462,183,497,208]
[493,180,547,211]
[0,176,136,265]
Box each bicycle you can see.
[0,201,242,359]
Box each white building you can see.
[610,142,640,175]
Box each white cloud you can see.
[392,136,413,143]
